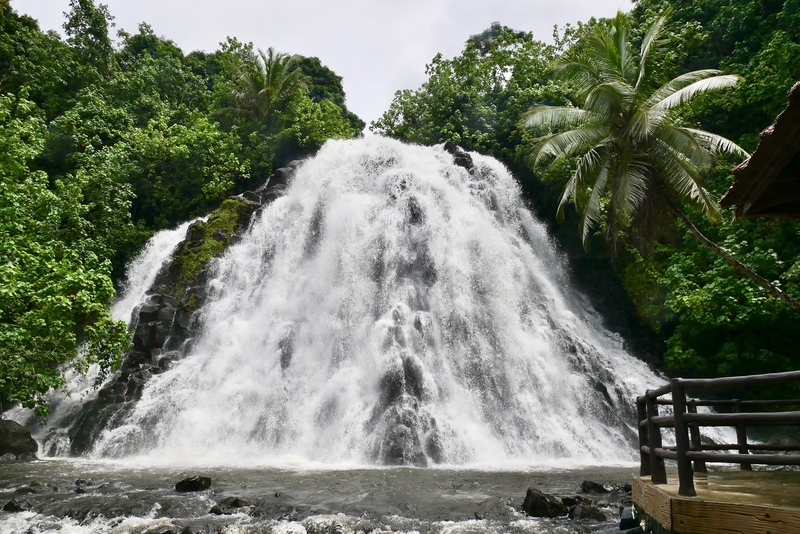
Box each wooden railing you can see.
[637,370,800,497]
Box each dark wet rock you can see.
[569,504,608,521]
[3,497,32,512]
[209,496,251,515]
[597,528,644,534]
[175,476,211,492]
[443,141,474,170]
[582,480,610,493]
[522,487,568,517]
[0,419,38,459]
[561,496,579,507]
[623,483,632,493]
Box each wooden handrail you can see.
[636,371,800,497]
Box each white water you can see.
[88,137,664,466]
[6,221,193,454]
[111,219,198,324]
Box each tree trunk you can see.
[670,205,800,314]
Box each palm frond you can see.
[584,82,633,120]
[521,106,593,131]
[528,127,609,167]
[654,139,721,222]
[681,127,749,158]
[636,7,671,89]
[578,155,612,246]
[645,69,725,108]
[652,74,740,110]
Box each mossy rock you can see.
[172,198,256,299]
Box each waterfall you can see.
[111,219,198,324]
[88,137,662,466]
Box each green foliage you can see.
[0,94,129,414]
[371,25,567,161]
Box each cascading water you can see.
[111,219,199,324]
[88,137,662,466]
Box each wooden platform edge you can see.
[632,476,800,534]
[632,476,672,530]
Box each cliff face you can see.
[66,163,298,456]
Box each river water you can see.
[0,461,638,534]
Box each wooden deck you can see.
[632,470,800,534]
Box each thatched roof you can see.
[720,81,800,220]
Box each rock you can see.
[569,504,607,521]
[522,487,568,517]
[443,141,474,170]
[219,496,250,508]
[0,452,17,463]
[175,476,211,492]
[581,480,609,493]
[209,505,224,515]
[623,483,632,493]
[596,499,610,508]
[619,506,639,529]
[0,419,38,459]
[3,497,32,512]
[561,496,578,507]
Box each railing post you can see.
[671,378,696,497]
[645,391,667,484]
[734,399,752,471]
[687,402,707,473]
[638,396,651,476]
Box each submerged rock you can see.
[569,504,608,521]
[581,480,610,493]
[175,476,211,492]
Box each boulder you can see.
[3,497,32,512]
[0,419,38,459]
[175,476,211,492]
[522,487,568,517]
[581,480,609,493]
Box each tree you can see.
[220,47,309,132]
[0,94,129,415]
[522,10,800,313]
[62,0,114,73]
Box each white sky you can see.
[10,0,630,126]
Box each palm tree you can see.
[522,10,800,313]
[222,47,309,131]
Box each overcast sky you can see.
[11,0,630,126]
